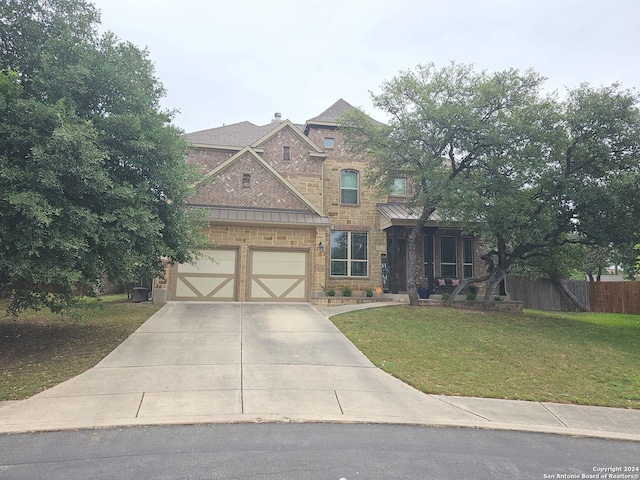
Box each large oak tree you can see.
[342,63,640,307]
[1,0,204,315]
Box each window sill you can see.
[329,276,370,280]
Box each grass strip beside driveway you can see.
[0,296,162,401]
[330,306,640,409]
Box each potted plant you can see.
[417,284,431,299]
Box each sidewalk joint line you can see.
[430,395,491,421]
[540,402,568,427]
[334,390,344,414]
[135,392,145,418]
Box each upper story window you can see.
[340,169,359,205]
[325,138,334,149]
[282,146,291,161]
[390,177,407,196]
[242,173,251,188]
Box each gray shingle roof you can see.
[306,98,357,124]
[184,121,305,148]
[185,121,278,147]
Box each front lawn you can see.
[0,295,162,401]
[330,306,640,409]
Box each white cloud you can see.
[92,0,640,132]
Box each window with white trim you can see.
[325,138,334,148]
[340,169,359,205]
[330,231,368,276]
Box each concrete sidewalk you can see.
[0,302,638,441]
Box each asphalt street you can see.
[1,423,639,480]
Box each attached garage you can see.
[249,249,309,302]
[170,246,310,303]
[172,248,238,301]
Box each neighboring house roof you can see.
[589,275,625,282]
[203,206,330,226]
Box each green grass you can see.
[331,306,640,409]
[0,295,162,401]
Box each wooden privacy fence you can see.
[505,276,640,314]
[589,282,640,315]
[505,275,589,312]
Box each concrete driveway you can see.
[1,302,639,440]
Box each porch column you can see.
[423,227,438,291]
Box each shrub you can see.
[327,289,336,297]
[493,295,504,301]
[441,293,451,301]
[365,289,374,297]
[466,293,477,301]
[342,285,353,297]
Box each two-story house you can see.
[161,99,485,303]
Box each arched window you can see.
[340,169,359,205]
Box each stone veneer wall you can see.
[202,223,328,300]
[307,126,388,295]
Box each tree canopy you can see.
[0,0,204,315]
[342,62,640,307]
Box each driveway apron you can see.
[1,302,639,440]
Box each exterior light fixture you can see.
[318,242,325,254]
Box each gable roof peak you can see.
[306,98,357,125]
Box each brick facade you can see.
[189,151,311,210]
[166,100,487,302]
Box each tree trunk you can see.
[551,278,589,312]
[407,224,421,306]
[481,269,505,309]
[406,206,436,306]
[444,274,491,306]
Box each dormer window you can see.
[283,146,291,161]
[325,138,334,149]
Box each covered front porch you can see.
[378,203,485,295]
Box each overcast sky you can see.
[91,0,640,133]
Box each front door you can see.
[387,237,407,293]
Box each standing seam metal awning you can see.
[203,206,331,226]
[377,203,446,230]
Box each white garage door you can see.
[249,249,308,302]
[173,249,237,301]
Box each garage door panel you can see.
[174,249,237,301]
[251,251,306,275]
[250,250,308,302]
[176,276,234,299]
